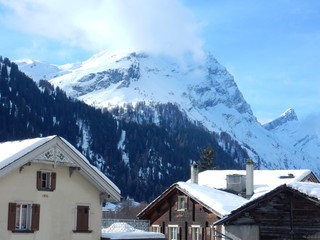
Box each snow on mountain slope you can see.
[263,109,320,169]
[15,51,320,175]
[15,59,75,83]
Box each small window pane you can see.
[41,172,51,189]
[151,225,160,232]
[178,196,186,210]
[169,227,178,240]
[192,227,200,240]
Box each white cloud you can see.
[0,0,204,61]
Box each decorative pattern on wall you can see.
[35,148,74,165]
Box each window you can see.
[177,195,187,210]
[8,202,40,232]
[192,226,200,240]
[37,171,56,191]
[227,174,242,184]
[151,225,160,232]
[74,205,92,233]
[16,203,31,230]
[169,226,178,240]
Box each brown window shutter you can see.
[51,172,56,191]
[8,202,16,231]
[36,171,41,190]
[186,197,189,210]
[206,227,211,240]
[31,204,40,231]
[76,206,89,231]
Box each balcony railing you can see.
[102,218,150,232]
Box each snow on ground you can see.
[101,222,165,239]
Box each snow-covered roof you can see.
[191,169,315,200]
[287,182,320,200]
[176,182,247,216]
[0,135,121,201]
[138,181,247,219]
[0,136,54,170]
[215,181,320,226]
[102,222,165,239]
[139,168,318,224]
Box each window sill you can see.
[37,188,54,192]
[73,230,93,233]
[12,230,34,233]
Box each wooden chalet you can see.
[137,180,246,240]
[215,182,320,240]
[138,161,320,240]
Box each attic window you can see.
[177,196,187,211]
[37,171,56,191]
[279,173,294,179]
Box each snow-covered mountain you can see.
[16,51,320,175]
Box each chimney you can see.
[191,162,199,184]
[246,159,254,198]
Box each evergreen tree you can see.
[0,56,246,202]
[198,144,216,172]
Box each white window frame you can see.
[191,225,200,240]
[177,195,187,211]
[168,225,178,240]
[151,225,160,232]
[15,202,32,230]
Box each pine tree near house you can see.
[198,144,217,172]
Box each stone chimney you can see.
[246,159,254,198]
[191,162,199,184]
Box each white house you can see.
[0,135,121,240]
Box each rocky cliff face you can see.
[16,51,320,176]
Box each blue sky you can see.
[0,0,319,125]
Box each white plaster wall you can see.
[0,162,103,240]
[224,225,259,240]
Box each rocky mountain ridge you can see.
[16,51,320,175]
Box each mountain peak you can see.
[263,108,298,131]
[14,51,320,177]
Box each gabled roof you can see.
[0,135,121,202]
[189,169,318,200]
[214,182,320,225]
[137,181,247,219]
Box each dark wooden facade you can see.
[217,184,320,240]
[138,184,222,240]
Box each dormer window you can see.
[177,196,187,211]
[37,171,56,191]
